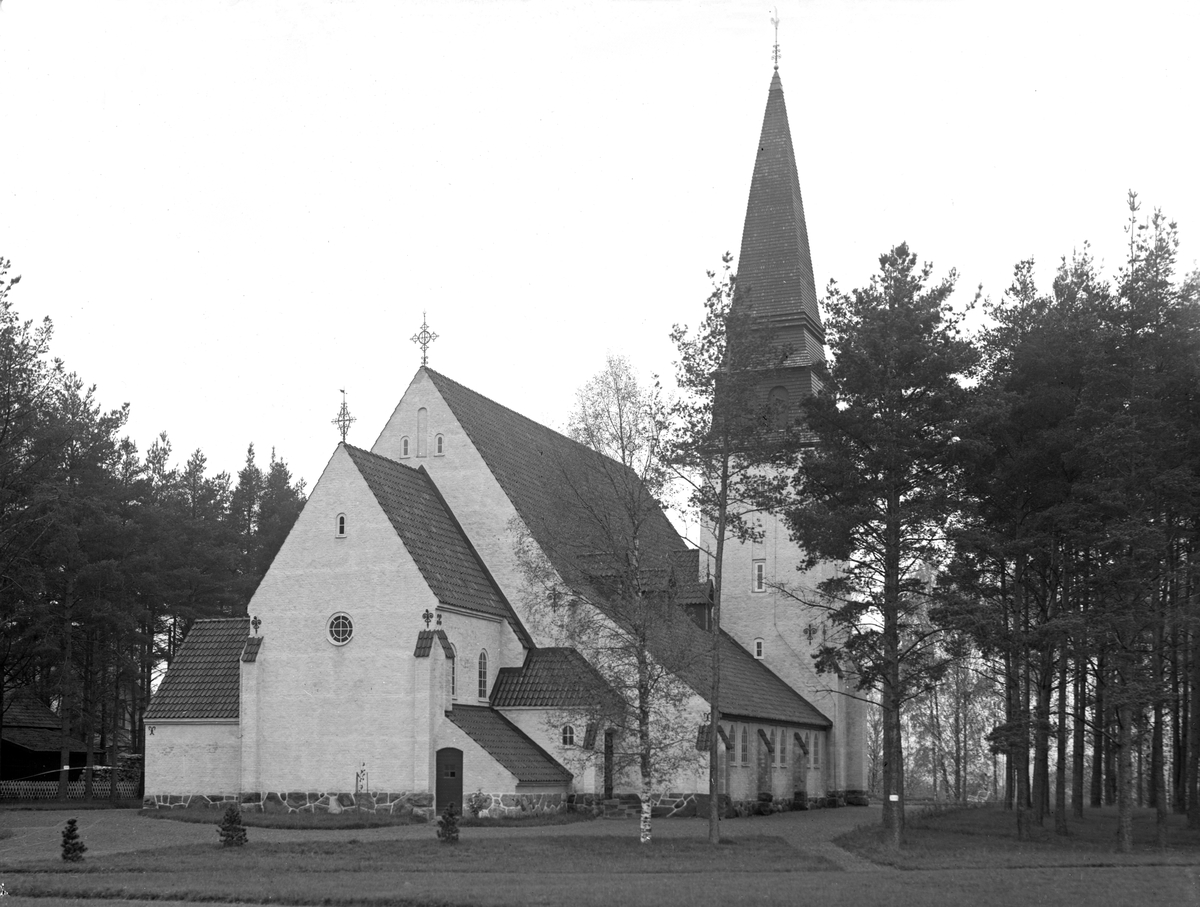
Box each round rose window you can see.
[328,612,353,645]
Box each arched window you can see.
[435,433,444,455]
[400,437,410,458]
[780,730,788,767]
[449,644,457,699]
[477,650,488,699]
[769,727,777,764]
[740,726,749,765]
[336,513,346,538]
[768,385,790,427]
[561,725,575,746]
[417,408,428,457]
[754,638,764,659]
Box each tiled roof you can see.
[2,726,88,754]
[446,705,572,785]
[491,647,616,710]
[144,618,250,721]
[667,619,830,729]
[241,637,263,662]
[2,688,61,728]
[735,70,825,368]
[344,445,527,641]
[425,369,692,594]
[414,629,454,658]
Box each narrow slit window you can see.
[400,437,410,457]
[435,434,444,455]
[336,513,346,537]
[754,638,764,659]
[449,645,457,698]
[741,726,749,765]
[477,650,488,699]
[753,560,766,592]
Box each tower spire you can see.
[733,64,825,397]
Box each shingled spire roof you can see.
[735,69,825,370]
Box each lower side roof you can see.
[446,705,572,785]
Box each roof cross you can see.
[332,389,356,442]
[412,312,438,367]
[771,8,780,70]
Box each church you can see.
[143,66,868,818]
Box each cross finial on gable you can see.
[422,608,434,628]
[251,615,262,635]
[332,389,356,442]
[771,7,780,70]
[412,312,438,367]
[803,622,818,644]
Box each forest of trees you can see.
[777,195,1200,850]
[0,256,306,796]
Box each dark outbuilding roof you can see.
[144,618,250,721]
[446,705,572,785]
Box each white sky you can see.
[2,0,1197,491]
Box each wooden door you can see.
[435,747,463,812]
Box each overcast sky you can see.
[2,0,1196,492]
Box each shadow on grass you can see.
[836,805,1200,869]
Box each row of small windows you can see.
[399,408,446,459]
[400,434,444,457]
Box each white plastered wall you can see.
[145,722,239,796]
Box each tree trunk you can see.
[1153,601,1168,847]
[1092,654,1105,808]
[1055,638,1068,835]
[1072,642,1086,819]
[880,491,904,848]
[638,649,652,845]
[1117,699,1134,853]
[57,600,74,800]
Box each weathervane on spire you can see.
[332,389,356,442]
[771,7,780,70]
[411,311,438,367]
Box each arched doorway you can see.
[435,747,463,812]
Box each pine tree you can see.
[218,805,248,847]
[60,818,86,862]
[436,802,459,843]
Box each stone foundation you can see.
[142,790,435,820]
[461,791,564,818]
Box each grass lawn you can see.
[837,804,1200,869]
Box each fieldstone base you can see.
[142,790,433,818]
[462,791,564,819]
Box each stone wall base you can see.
[461,791,564,818]
[142,790,436,821]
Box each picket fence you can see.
[0,779,139,800]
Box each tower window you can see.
[754,638,764,659]
[449,644,457,698]
[435,433,444,455]
[336,513,346,538]
[400,437,410,458]
[753,560,766,592]
[477,650,488,699]
[561,725,576,746]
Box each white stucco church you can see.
[144,67,868,819]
